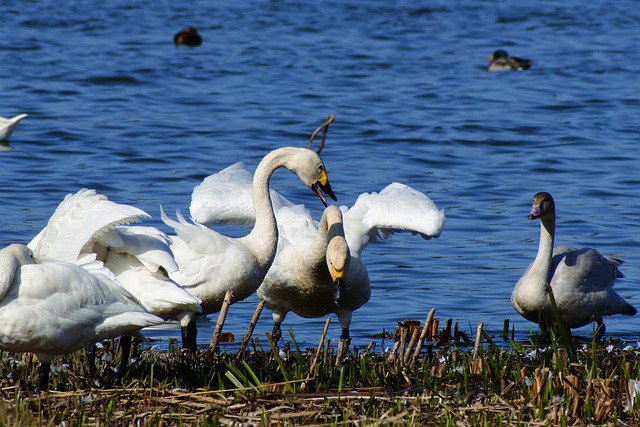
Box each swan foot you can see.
[181,322,198,352]
[37,363,51,391]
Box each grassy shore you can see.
[1,314,639,426]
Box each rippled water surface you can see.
[1,1,639,350]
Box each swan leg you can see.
[84,344,97,383]
[181,321,198,352]
[37,363,51,391]
[114,335,133,379]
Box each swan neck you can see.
[532,216,555,280]
[246,149,289,267]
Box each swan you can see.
[190,162,445,346]
[511,192,636,339]
[0,113,28,141]
[487,49,533,72]
[28,189,202,373]
[162,146,336,351]
[0,244,164,390]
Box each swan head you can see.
[286,148,336,207]
[326,225,350,306]
[3,244,36,265]
[528,192,555,221]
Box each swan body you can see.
[190,162,445,341]
[0,244,164,389]
[487,49,533,72]
[28,189,202,322]
[0,113,28,141]
[511,192,635,339]
[163,147,336,350]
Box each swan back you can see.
[0,244,164,360]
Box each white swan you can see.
[0,113,28,141]
[28,189,202,372]
[0,244,164,390]
[162,147,336,351]
[511,192,636,339]
[190,162,445,344]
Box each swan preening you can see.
[0,113,28,141]
[162,146,336,351]
[27,189,202,377]
[511,192,636,339]
[0,244,164,390]
[189,161,445,346]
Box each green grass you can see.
[1,319,639,426]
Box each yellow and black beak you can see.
[330,265,346,306]
[311,169,337,207]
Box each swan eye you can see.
[318,164,324,172]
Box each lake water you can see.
[1,0,639,351]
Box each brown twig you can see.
[307,114,335,154]
[411,308,436,364]
[300,317,331,392]
[235,300,265,361]
[208,290,233,353]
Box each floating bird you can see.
[0,113,28,141]
[0,244,164,390]
[163,147,336,351]
[190,162,445,349]
[487,49,533,72]
[174,27,202,46]
[28,189,201,375]
[511,192,636,340]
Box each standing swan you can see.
[511,192,636,339]
[0,244,164,390]
[190,162,445,348]
[163,147,336,350]
[28,189,202,375]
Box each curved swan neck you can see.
[246,148,295,267]
[305,207,345,278]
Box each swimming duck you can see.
[0,114,28,141]
[487,49,533,72]
[511,192,636,339]
[174,27,203,46]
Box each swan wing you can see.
[189,161,294,227]
[106,251,202,317]
[28,189,149,263]
[550,246,620,293]
[342,182,445,254]
[104,225,178,273]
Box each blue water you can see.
[1,1,639,350]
